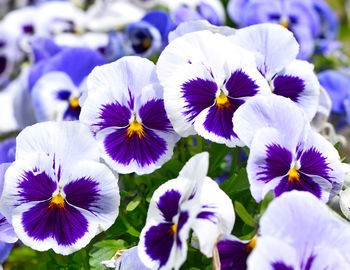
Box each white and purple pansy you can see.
[234,95,343,202]
[157,30,270,147]
[138,152,235,269]
[247,191,350,269]
[231,23,320,121]
[80,56,179,175]
[0,121,120,255]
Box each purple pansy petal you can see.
[139,99,173,132]
[157,190,181,222]
[273,174,322,199]
[181,77,217,122]
[96,101,131,131]
[273,75,304,102]
[17,169,57,203]
[143,222,175,268]
[225,69,259,98]
[64,177,100,213]
[256,143,292,183]
[21,201,88,246]
[217,234,254,270]
[103,127,166,168]
[297,130,343,199]
[273,60,319,120]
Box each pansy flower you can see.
[233,95,343,202]
[231,23,320,120]
[138,152,235,269]
[157,30,270,147]
[248,191,350,269]
[0,121,120,255]
[30,47,106,121]
[80,56,179,175]
[125,10,175,57]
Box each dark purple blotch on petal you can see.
[63,105,81,121]
[64,177,100,214]
[0,56,7,75]
[225,70,259,98]
[217,239,252,270]
[97,102,131,130]
[274,174,321,199]
[17,170,57,203]
[257,144,292,182]
[144,222,174,267]
[176,211,189,248]
[197,211,218,224]
[22,201,88,246]
[181,78,217,122]
[203,99,242,139]
[299,147,333,183]
[272,262,294,270]
[104,127,167,167]
[56,90,71,100]
[157,190,181,222]
[273,75,305,103]
[139,99,173,132]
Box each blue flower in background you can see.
[318,70,350,127]
[29,45,106,121]
[171,0,226,26]
[125,10,175,57]
[227,0,339,59]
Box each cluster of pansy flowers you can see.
[0,0,350,269]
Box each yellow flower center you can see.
[245,238,256,252]
[280,20,289,29]
[127,120,144,138]
[215,93,231,109]
[69,97,80,109]
[142,39,152,49]
[49,193,65,209]
[170,224,177,236]
[288,168,300,183]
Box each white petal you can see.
[230,23,299,79]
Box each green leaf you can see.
[207,143,232,177]
[120,190,136,198]
[89,240,127,270]
[126,197,141,212]
[234,201,257,227]
[220,168,249,195]
[259,191,275,216]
